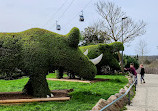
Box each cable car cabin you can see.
[79,15,84,22]
[56,25,61,30]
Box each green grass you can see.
[0,74,128,111]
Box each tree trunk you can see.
[118,51,124,73]
[22,74,51,98]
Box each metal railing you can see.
[100,77,137,111]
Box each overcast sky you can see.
[0,0,157,55]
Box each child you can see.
[140,64,145,83]
[124,63,137,84]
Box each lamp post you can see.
[121,17,127,72]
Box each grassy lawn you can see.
[0,74,128,111]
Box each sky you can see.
[0,0,157,55]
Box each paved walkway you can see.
[126,74,158,111]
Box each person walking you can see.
[140,64,145,83]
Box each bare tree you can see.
[135,39,148,64]
[96,1,146,72]
[96,1,146,43]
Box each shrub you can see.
[144,59,151,64]
[124,55,139,69]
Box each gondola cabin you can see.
[56,24,61,30]
[79,15,84,22]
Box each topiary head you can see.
[79,42,123,73]
[52,27,103,80]
[109,42,124,52]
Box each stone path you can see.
[125,74,158,111]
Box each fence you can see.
[100,77,137,111]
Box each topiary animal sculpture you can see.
[80,42,124,74]
[0,27,102,97]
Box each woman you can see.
[140,64,145,83]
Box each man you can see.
[124,63,137,84]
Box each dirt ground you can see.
[0,89,73,100]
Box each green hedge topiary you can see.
[0,27,97,97]
[80,42,124,74]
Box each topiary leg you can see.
[23,74,51,98]
[97,66,102,75]
[55,69,63,79]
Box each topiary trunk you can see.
[55,69,63,79]
[22,74,51,98]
